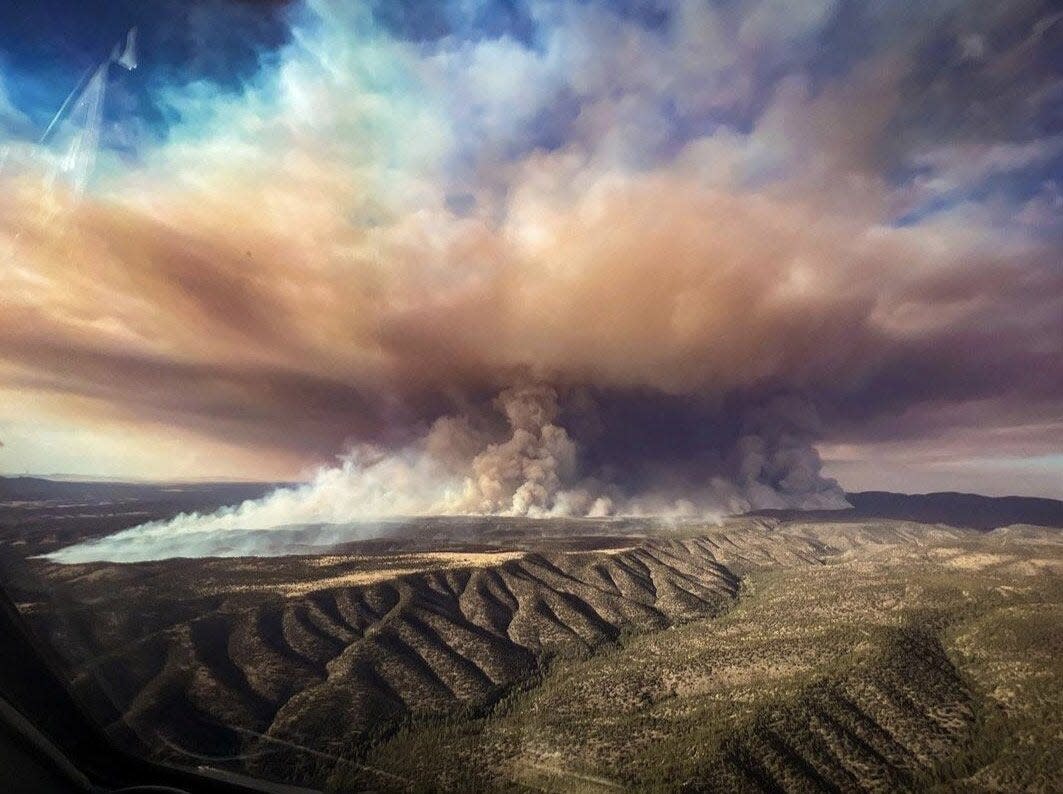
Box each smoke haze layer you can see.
[47,385,847,562]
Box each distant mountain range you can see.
[755,490,1063,530]
[0,476,292,502]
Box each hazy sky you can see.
[0,0,1060,498]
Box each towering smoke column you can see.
[48,384,846,563]
[457,385,596,515]
[720,392,851,512]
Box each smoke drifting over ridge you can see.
[48,384,846,562]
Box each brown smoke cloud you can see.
[2,0,1061,496]
[3,165,1057,471]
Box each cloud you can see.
[1,0,1061,505]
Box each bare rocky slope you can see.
[18,533,757,772]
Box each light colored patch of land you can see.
[564,545,638,556]
[306,550,526,568]
[939,550,1017,570]
[923,546,1063,575]
[217,550,528,596]
[256,569,425,596]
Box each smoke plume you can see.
[48,384,847,562]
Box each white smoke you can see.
[47,385,847,563]
[47,385,601,563]
[44,446,463,563]
[459,385,581,515]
